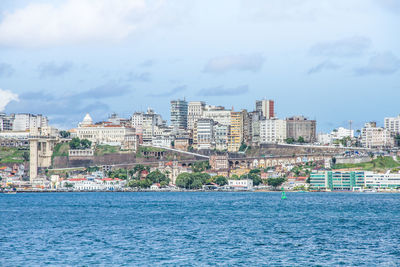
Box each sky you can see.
[0,0,399,131]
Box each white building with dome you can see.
[76,113,137,151]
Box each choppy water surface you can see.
[1,192,400,266]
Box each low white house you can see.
[227,179,253,190]
[62,177,125,191]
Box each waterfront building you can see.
[61,177,126,191]
[259,119,287,144]
[228,111,244,152]
[286,116,316,143]
[227,179,253,190]
[310,171,365,191]
[311,170,400,190]
[255,99,274,119]
[187,101,205,130]
[361,122,394,148]
[384,115,400,134]
[364,171,400,189]
[170,99,188,130]
[193,118,214,150]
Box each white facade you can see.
[187,101,205,130]
[384,115,400,134]
[213,123,229,150]
[12,113,48,132]
[62,178,126,191]
[202,109,231,126]
[332,127,354,139]
[364,171,400,189]
[361,122,394,148]
[227,179,253,190]
[260,119,287,144]
[194,118,214,150]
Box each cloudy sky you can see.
[0,0,399,131]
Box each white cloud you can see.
[309,36,371,57]
[355,52,400,75]
[0,0,148,47]
[0,88,19,111]
[204,54,265,74]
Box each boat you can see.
[3,191,17,194]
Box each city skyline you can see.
[0,0,399,131]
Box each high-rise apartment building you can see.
[214,123,229,151]
[286,116,316,143]
[187,101,205,130]
[170,99,188,130]
[256,99,274,119]
[228,111,244,152]
[193,118,214,150]
[11,113,48,132]
[260,119,287,144]
[384,115,400,134]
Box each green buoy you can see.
[281,187,287,200]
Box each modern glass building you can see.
[310,171,365,191]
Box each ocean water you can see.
[1,192,400,266]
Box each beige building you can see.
[202,106,231,126]
[76,114,137,150]
[361,122,394,148]
[286,116,316,143]
[187,101,205,130]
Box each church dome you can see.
[81,113,93,126]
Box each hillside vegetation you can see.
[333,156,400,172]
[0,147,28,164]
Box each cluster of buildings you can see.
[310,170,400,191]
[128,99,316,152]
[63,99,317,153]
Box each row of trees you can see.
[285,136,305,144]
[128,170,170,188]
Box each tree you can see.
[297,136,305,143]
[230,174,239,180]
[64,182,74,188]
[69,137,81,149]
[240,173,262,186]
[191,161,210,173]
[239,143,247,152]
[22,151,29,162]
[175,172,210,189]
[249,169,260,175]
[59,130,71,138]
[214,175,228,186]
[147,170,169,184]
[80,139,92,149]
[285,137,295,144]
[267,177,286,190]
